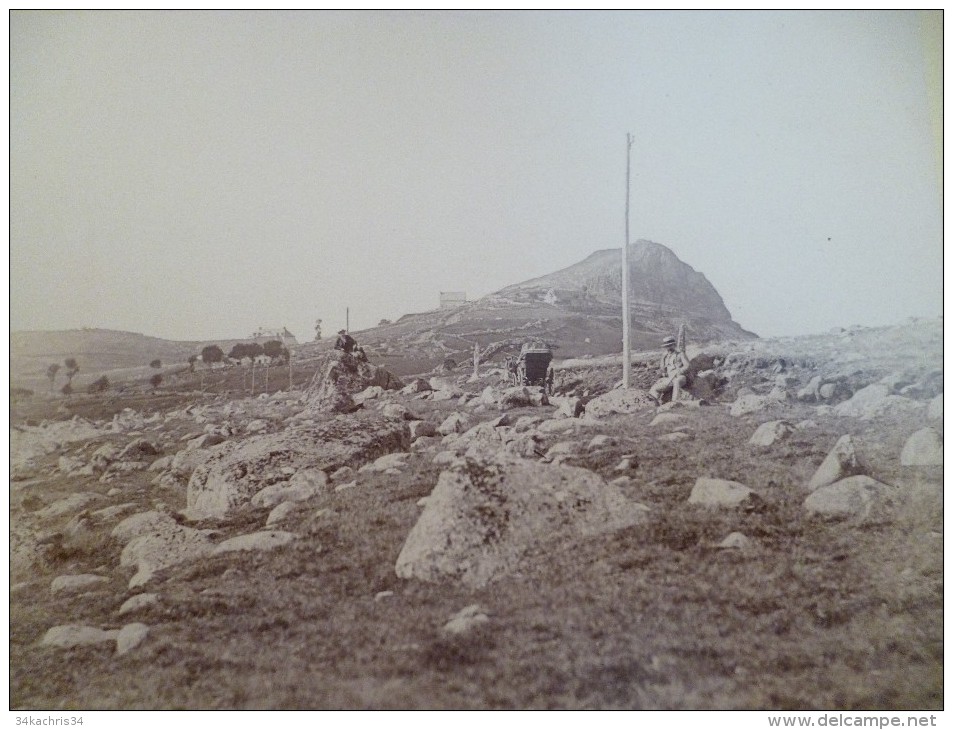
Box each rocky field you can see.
[9,319,943,710]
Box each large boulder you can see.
[395,452,649,587]
[804,475,898,520]
[900,428,943,467]
[832,384,922,420]
[584,388,655,418]
[807,435,865,492]
[304,352,404,414]
[186,414,410,519]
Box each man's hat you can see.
[338,329,346,334]
[662,336,676,346]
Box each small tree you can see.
[46,363,61,393]
[150,359,162,369]
[60,382,73,397]
[64,358,79,386]
[149,373,163,389]
[201,345,225,366]
[378,318,392,326]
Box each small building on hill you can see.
[249,327,297,345]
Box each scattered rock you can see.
[658,432,693,442]
[50,574,108,596]
[212,530,296,555]
[442,604,490,635]
[375,591,395,602]
[900,428,943,467]
[716,532,752,550]
[359,452,410,473]
[329,466,354,482]
[381,403,412,421]
[796,376,823,402]
[118,593,159,616]
[807,435,864,492]
[688,478,759,508]
[649,413,687,428]
[804,475,898,520]
[437,413,470,436]
[120,520,216,588]
[748,420,795,447]
[251,468,329,509]
[36,493,104,520]
[41,625,119,649]
[833,384,921,420]
[401,378,433,395]
[266,501,300,526]
[408,420,437,439]
[729,394,776,417]
[119,438,160,460]
[584,389,655,418]
[115,623,149,656]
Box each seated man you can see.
[334,329,356,354]
[649,335,690,404]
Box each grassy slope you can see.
[9,382,942,709]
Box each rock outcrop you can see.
[186,414,410,519]
[395,452,648,587]
[304,351,404,414]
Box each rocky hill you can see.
[12,242,754,388]
[299,240,755,375]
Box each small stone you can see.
[118,593,159,616]
[900,428,943,467]
[658,432,693,442]
[213,531,296,555]
[266,501,299,526]
[716,532,752,549]
[442,604,490,635]
[688,478,757,508]
[41,625,119,649]
[115,623,149,656]
[50,574,108,595]
[748,420,795,447]
[375,591,395,602]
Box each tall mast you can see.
[622,133,633,388]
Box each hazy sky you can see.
[10,10,942,342]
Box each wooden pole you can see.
[622,133,633,388]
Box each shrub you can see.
[88,376,109,393]
[150,373,163,389]
[150,359,162,368]
[201,345,225,365]
[229,343,264,360]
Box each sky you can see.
[9,10,943,342]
